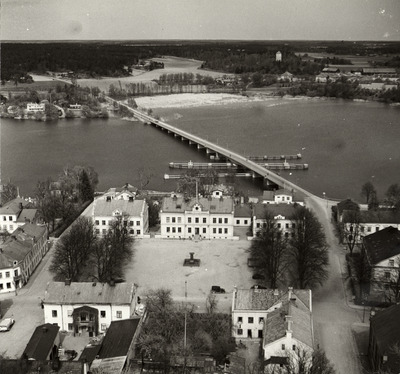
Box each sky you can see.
[1,0,400,41]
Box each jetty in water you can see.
[169,161,237,169]
[248,153,302,161]
[164,172,253,180]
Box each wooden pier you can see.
[169,161,237,169]
[248,153,302,161]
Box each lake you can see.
[2,98,399,201]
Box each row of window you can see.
[95,220,140,226]
[2,216,14,221]
[236,219,249,225]
[165,227,229,234]
[0,270,18,279]
[0,282,13,290]
[51,309,123,318]
[95,229,141,235]
[165,216,230,224]
[2,224,14,231]
[237,316,264,324]
[256,222,296,229]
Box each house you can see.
[43,281,137,335]
[0,223,48,293]
[362,68,397,76]
[102,183,138,201]
[278,71,295,82]
[234,204,252,227]
[368,303,400,372]
[88,318,142,373]
[257,189,304,206]
[362,227,400,300]
[93,198,148,238]
[0,197,37,233]
[159,195,235,239]
[27,103,45,112]
[253,203,299,237]
[263,298,314,371]
[23,323,60,361]
[315,73,340,83]
[69,104,82,110]
[231,287,312,341]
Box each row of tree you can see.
[50,216,133,283]
[361,181,400,211]
[249,206,329,289]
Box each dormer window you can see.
[113,209,121,217]
[192,204,202,212]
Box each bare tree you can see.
[342,210,362,256]
[289,207,329,289]
[0,181,18,205]
[350,250,371,298]
[249,212,289,288]
[361,181,376,204]
[137,166,154,191]
[205,292,218,314]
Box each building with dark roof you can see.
[233,204,252,227]
[23,323,60,361]
[368,303,400,372]
[362,226,400,300]
[0,223,48,294]
[43,282,137,335]
[159,195,235,239]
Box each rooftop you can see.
[23,324,60,360]
[16,208,38,223]
[44,282,136,305]
[234,204,252,218]
[0,197,33,215]
[162,196,234,214]
[253,203,299,220]
[363,226,400,265]
[97,318,140,359]
[93,198,146,217]
[358,210,400,224]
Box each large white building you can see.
[27,103,45,112]
[43,281,137,336]
[159,195,235,239]
[93,198,149,238]
[0,223,48,293]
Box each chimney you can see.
[288,287,293,300]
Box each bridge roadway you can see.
[115,100,316,198]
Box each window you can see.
[172,217,176,223]
[213,218,217,224]
[102,220,106,225]
[238,317,243,323]
[172,227,176,233]
[52,310,58,317]
[389,259,395,267]
[0,273,2,278]
[188,217,192,223]
[167,227,170,233]
[95,220,99,225]
[213,228,216,234]
[67,310,73,317]
[367,227,371,232]
[9,216,12,221]
[166,217,170,223]
[6,283,11,289]
[292,345,296,351]
[360,226,365,232]
[68,323,73,331]
[178,227,182,233]
[218,228,222,234]
[224,218,228,224]
[248,317,254,323]
[224,228,228,234]
[80,313,87,321]
[5,272,10,278]
[258,330,263,338]
[195,217,199,223]
[130,221,134,226]
[95,229,100,234]
[203,228,206,234]
[376,227,379,232]
[237,328,243,335]
[116,311,122,318]
[349,225,354,232]
[2,216,5,221]
[257,223,260,228]
[9,225,13,231]
[137,230,141,235]
[236,219,240,225]
[385,272,391,280]
[14,269,18,276]
[0,284,3,290]
[101,324,107,331]
[259,317,264,323]
[281,344,285,350]
[218,218,222,224]
[178,217,182,223]
[285,232,289,238]
[101,311,106,318]
[286,223,289,229]
[278,223,281,228]
[188,228,192,234]
[136,221,140,226]
[102,229,107,234]
[244,220,248,225]
[129,229,134,234]
[203,218,207,223]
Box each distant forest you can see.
[2,40,400,82]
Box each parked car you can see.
[211,285,225,294]
[0,318,15,332]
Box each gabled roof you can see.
[363,226,400,265]
[93,199,146,218]
[370,303,400,353]
[23,323,59,360]
[234,204,252,218]
[357,210,400,224]
[263,301,313,348]
[16,208,38,223]
[162,196,234,214]
[253,203,299,220]
[98,319,140,359]
[0,197,32,215]
[44,282,136,305]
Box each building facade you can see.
[159,195,234,239]
[0,197,37,234]
[93,198,148,238]
[0,223,48,293]
[43,282,137,335]
[27,103,45,112]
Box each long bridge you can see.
[111,99,316,198]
